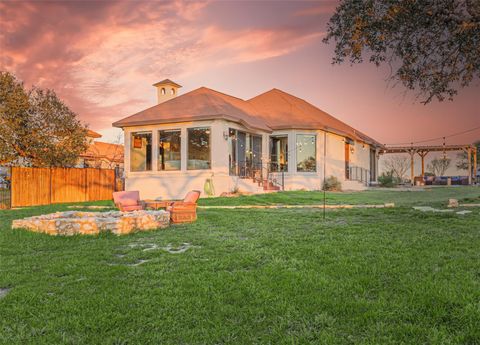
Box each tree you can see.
[427,157,451,176]
[323,0,480,103]
[0,71,88,167]
[456,140,479,170]
[383,155,410,181]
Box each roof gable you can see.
[113,86,382,146]
[113,87,270,131]
[248,89,382,146]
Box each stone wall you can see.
[12,210,170,236]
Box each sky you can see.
[1,0,479,146]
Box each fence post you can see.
[49,167,53,205]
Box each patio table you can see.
[143,200,171,210]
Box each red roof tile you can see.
[81,141,124,163]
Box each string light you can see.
[386,125,480,146]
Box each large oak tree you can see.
[0,71,88,167]
[324,0,480,103]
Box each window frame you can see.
[269,135,289,172]
[130,131,153,172]
[296,133,317,173]
[158,129,181,171]
[187,126,212,170]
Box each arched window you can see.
[171,88,175,95]
[161,88,166,95]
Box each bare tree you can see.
[383,155,410,181]
[428,157,451,176]
[456,140,479,170]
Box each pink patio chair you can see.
[113,191,144,212]
[166,190,201,223]
[167,190,201,208]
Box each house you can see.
[113,79,383,199]
[78,130,124,169]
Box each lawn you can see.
[0,187,479,344]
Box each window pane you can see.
[158,130,181,171]
[228,128,237,175]
[296,134,316,172]
[130,132,152,171]
[269,136,288,172]
[188,127,211,170]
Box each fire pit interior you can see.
[12,210,170,236]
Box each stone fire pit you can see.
[12,210,170,236]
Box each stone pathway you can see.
[108,242,197,267]
[0,288,10,299]
[198,203,395,210]
[413,206,473,215]
[162,243,194,254]
[413,206,453,213]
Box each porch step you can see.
[263,185,280,191]
[235,176,280,194]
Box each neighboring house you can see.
[78,130,124,169]
[113,79,383,199]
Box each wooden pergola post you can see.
[467,148,472,185]
[474,149,478,183]
[382,144,475,186]
[418,151,428,176]
[409,149,416,185]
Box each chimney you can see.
[153,79,182,104]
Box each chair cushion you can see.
[113,191,140,207]
[183,190,201,203]
[121,205,143,212]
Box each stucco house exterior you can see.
[113,79,383,199]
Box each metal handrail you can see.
[235,161,285,191]
[348,165,371,185]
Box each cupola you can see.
[153,79,182,104]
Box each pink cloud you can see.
[294,3,338,17]
[199,26,324,64]
[0,1,322,134]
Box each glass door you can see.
[269,136,288,172]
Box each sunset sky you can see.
[1,0,479,145]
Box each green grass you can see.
[199,186,480,207]
[1,188,479,344]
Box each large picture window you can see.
[130,132,152,172]
[188,127,211,170]
[158,130,181,171]
[296,134,316,172]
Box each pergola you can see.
[381,144,478,185]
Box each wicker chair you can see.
[113,191,144,212]
[167,190,201,223]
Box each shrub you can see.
[322,176,342,191]
[378,171,396,187]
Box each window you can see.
[161,88,166,95]
[228,128,237,175]
[296,134,316,172]
[158,130,181,171]
[270,135,288,172]
[170,88,175,95]
[130,132,152,171]
[188,127,211,170]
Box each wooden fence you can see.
[10,167,117,207]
